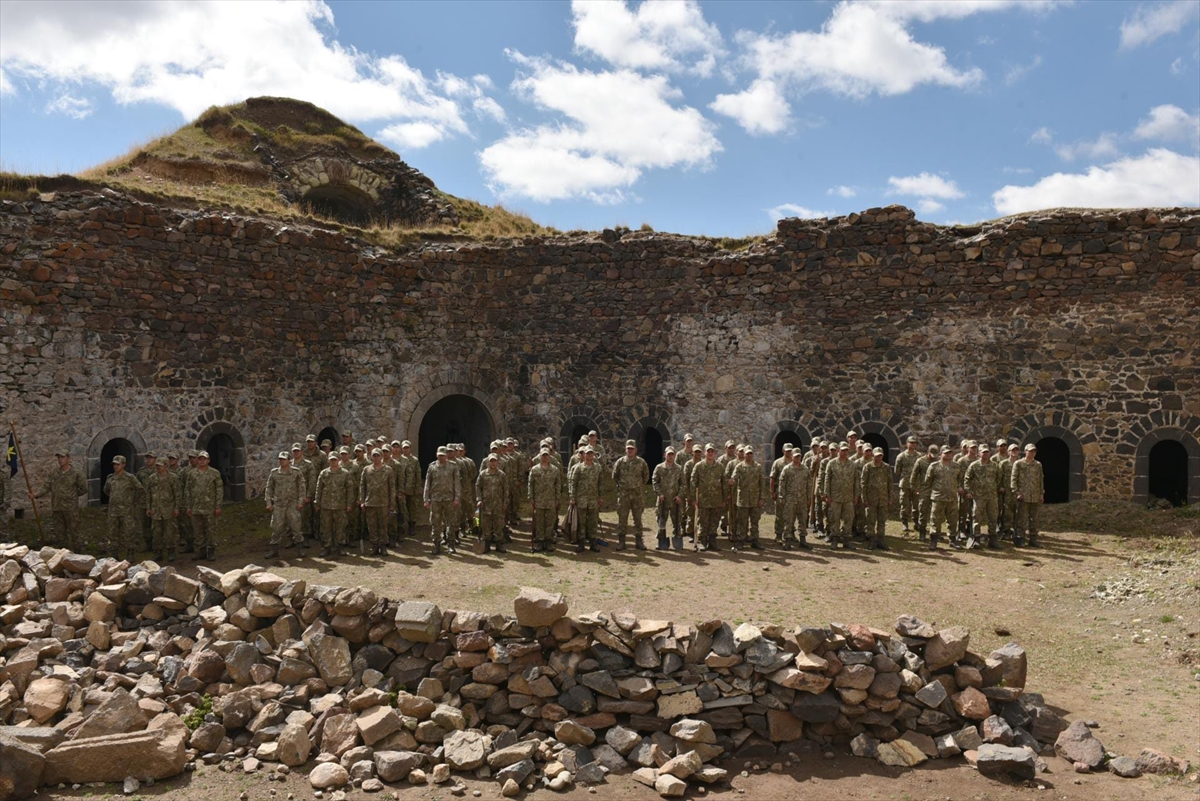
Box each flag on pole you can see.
[5,431,16,477]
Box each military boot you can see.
[656,531,670,550]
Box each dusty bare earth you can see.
[13,500,1198,801]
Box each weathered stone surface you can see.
[443,729,489,770]
[923,626,970,671]
[394,601,442,643]
[42,715,187,784]
[1134,748,1190,775]
[309,762,350,789]
[895,615,937,638]
[310,634,353,686]
[656,691,703,718]
[357,706,402,746]
[655,773,687,797]
[374,750,424,782]
[769,668,832,694]
[24,678,70,724]
[767,709,804,742]
[555,720,596,746]
[0,731,44,801]
[513,587,568,627]
[488,741,537,768]
[976,744,1036,781]
[1054,720,1104,769]
[72,688,148,741]
[952,687,992,721]
[987,643,1028,689]
[1108,756,1140,778]
[876,739,927,768]
[659,750,702,779]
[670,718,716,744]
[188,722,225,752]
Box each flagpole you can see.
[9,421,45,546]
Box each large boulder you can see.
[309,762,350,790]
[1054,721,1104,769]
[513,587,568,628]
[42,713,188,784]
[309,633,353,686]
[71,688,148,741]
[277,723,311,767]
[923,626,970,671]
[374,750,424,782]
[976,744,1036,781]
[24,678,70,724]
[394,601,442,643]
[443,729,489,770]
[0,731,44,800]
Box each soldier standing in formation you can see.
[860,447,892,551]
[925,447,960,550]
[360,448,394,556]
[317,452,353,557]
[1012,443,1045,547]
[476,454,509,554]
[965,445,1002,548]
[568,446,603,552]
[691,444,725,552]
[424,446,461,555]
[31,449,87,550]
[652,446,684,550]
[187,451,223,561]
[894,436,920,535]
[104,454,142,561]
[823,443,857,550]
[612,440,650,550]
[776,449,813,550]
[528,447,562,553]
[144,457,180,562]
[265,451,306,559]
[731,446,767,551]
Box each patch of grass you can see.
[183,694,213,731]
[1161,614,1176,623]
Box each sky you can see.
[1,0,1198,236]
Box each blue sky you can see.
[1,0,1198,235]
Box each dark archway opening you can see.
[205,433,237,502]
[571,425,592,450]
[419,394,493,475]
[99,438,136,505]
[317,426,340,451]
[642,428,665,473]
[862,433,890,464]
[1148,440,1189,506]
[774,430,806,462]
[302,184,375,225]
[1036,437,1070,504]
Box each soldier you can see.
[850,439,868,538]
[612,439,650,550]
[995,440,1012,536]
[679,433,695,536]
[264,451,306,558]
[770,444,794,541]
[924,447,960,551]
[291,444,317,542]
[359,448,394,557]
[567,436,587,474]
[424,446,461,555]
[894,436,921,535]
[955,440,974,537]
[103,454,143,560]
[136,452,158,551]
[965,445,1002,549]
[316,453,354,557]
[320,438,334,460]
[187,451,223,561]
[509,438,528,527]
[813,441,831,536]
[716,440,737,537]
[587,431,605,465]
[683,444,704,542]
[384,441,403,545]
[528,448,563,552]
[731,446,767,551]
[458,444,479,542]
[1011,443,1045,547]
[860,447,893,551]
[31,449,88,550]
[397,441,419,540]
[303,434,322,541]
[911,444,938,541]
[177,450,198,553]
[822,443,857,549]
[692,444,726,552]
[144,458,181,562]
[568,446,604,552]
[341,431,355,451]
[1004,443,1021,538]
[476,454,509,554]
[777,449,813,550]
[652,447,684,550]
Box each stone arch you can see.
[627,415,677,474]
[1124,414,1200,504]
[1006,412,1093,502]
[841,410,912,466]
[86,425,148,506]
[752,411,819,473]
[196,420,248,502]
[294,158,383,224]
[404,375,504,471]
[556,405,612,465]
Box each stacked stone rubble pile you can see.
[0,543,1188,800]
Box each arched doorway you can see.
[99,438,136,505]
[1036,437,1071,504]
[861,433,889,464]
[774,430,806,462]
[197,422,246,502]
[643,428,665,473]
[1148,440,1188,506]
[316,426,340,449]
[418,394,494,474]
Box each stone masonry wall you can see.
[0,191,1197,503]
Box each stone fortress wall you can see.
[0,191,1197,506]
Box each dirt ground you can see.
[16,500,1198,801]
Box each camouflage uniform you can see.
[316,465,353,551]
[294,455,317,540]
[1011,455,1045,546]
[343,454,366,543]
[265,464,306,549]
[954,451,972,535]
[568,460,603,549]
[652,458,684,541]
[424,457,461,553]
[177,460,195,552]
[822,456,858,547]
[683,451,703,538]
[691,458,726,551]
[383,453,402,543]
[104,469,143,559]
[716,449,736,536]
[35,463,88,550]
[612,451,650,549]
[769,451,791,540]
[924,458,960,547]
[136,461,156,550]
[860,459,893,547]
[400,452,422,538]
[144,468,180,559]
[187,467,223,557]
[475,464,509,547]
[461,451,479,539]
[911,449,937,539]
[998,453,1015,535]
[815,453,833,534]
[731,459,767,549]
[965,456,1002,544]
[849,449,866,537]
[302,443,322,539]
[359,463,394,550]
[528,460,563,549]
[776,460,813,547]
[894,446,921,531]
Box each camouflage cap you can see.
[390,440,402,448]
[506,437,517,445]
[981,446,992,453]
[436,446,448,455]
[683,433,694,440]
[486,454,499,463]
[782,444,794,451]
[839,442,850,450]
[705,443,716,451]
[354,444,366,453]
[588,430,599,437]
[111,455,127,464]
[338,446,351,454]
[736,444,746,452]
[941,446,953,454]
[539,448,551,456]
[928,444,940,453]
[291,442,302,451]
[847,431,859,438]
[320,439,332,447]
[625,439,636,448]
[343,432,354,438]
[1025,443,1037,451]
[188,449,200,457]
[328,453,340,462]
[873,447,884,456]
[907,436,918,443]
[54,448,69,456]
[277,451,289,460]
[996,439,1007,447]
[197,451,210,459]
[143,452,156,459]
[665,447,676,455]
[744,446,754,454]
[724,439,735,448]
[402,440,412,447]
[693,445,702,453]
[578,436,588,445]
[371,448,383,457]
[162,454,175,461]
[305,434,317,442]
[583,446,595,454]
[1009,442,1018,449]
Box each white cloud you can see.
[709,79,790,135]
[992,148,1200,214]
[1004,54,1042,86]
[472,96,506,123]
[887,172,965,199]
[767,203,835,221]
[0,68,12,96]
[479,55,721,202]
[1133,104,1200,142]
[1170,57,1184,75]
[437,70,507,123]
[1053,132,1121,162]
[828,185,858,198]
[1119,2,1200,50]
[1029,126,1053,144]
[869,1,1061,24]
[916,198,945,213]
[0,0,494,148]
[44,92,94,119]
[571,0,724,76]
[378,121,446,150]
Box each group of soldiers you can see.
[5,426,1047,563]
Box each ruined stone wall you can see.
[1,192,1197,503]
